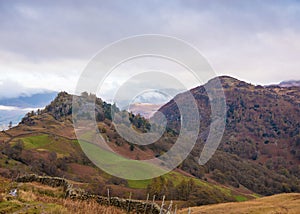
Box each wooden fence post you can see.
[144,193,150,214]
[167,200,173,213]
[127,192,132,214]
[150,195,156,213]
[160,195,165,214]
[174,204,177,214]
[107,188,110,206]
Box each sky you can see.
[0,0,299,100]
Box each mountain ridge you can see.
[157,75,300,195]
[0,75,299,207]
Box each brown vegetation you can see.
[158,76,300,195]
[179,193,300,214]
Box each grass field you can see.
[19,134,50,149]
[179,193,300,214]
[12,134,80,157]
[0,176,125,214]
[79,141,168,180]
[234,195,248,202]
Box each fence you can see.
[16,174,170,214]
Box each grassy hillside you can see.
[179,193,300,214]
[1,130,253,206]
[158,76,300,195]
[0,176,124,214]
[1,78,299,210]
[0,92,255,207]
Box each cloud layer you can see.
[0,0,299,99]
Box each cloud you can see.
[0,0,299,101]
[0,79,49,99]
[0,105,40,112]
[0,105,19,111]
[0,50,83,95]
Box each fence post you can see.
[174,204,177,214]
[150,195,156,213]
[188,207,191,214]
[167,200,173,213]
[127,192,132,214]
[144,193,149,214]
[107,188,110,206]
[160,195,165,214]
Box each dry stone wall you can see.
[16,174,162,214]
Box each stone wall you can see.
[16,174,70,190]
[16,174,162,214]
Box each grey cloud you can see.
[0,0,299,99]
[1,0,297,61]
[0,79,49,99]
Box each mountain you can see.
[0,91,58,108]
[278,80,300,87]
[0,76,300,210]
[157,76,300,195]
[0,91,57,129]
[0,91,251,208]
[127,103,163,118]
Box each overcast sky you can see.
[0,0,299,99]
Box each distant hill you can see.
[127,103,163,118]
[0,91,58,108]
[0,91,57,129]
[279,80,300,87]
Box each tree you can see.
[8,121,12,129]
[147,177,168,199]
[4,140,24,160]
[129,144,135,151]
[176,179,195,200]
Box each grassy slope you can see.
[1,107,258,204]
[14,133,254,201]
[3,130,258,204]
[0,176,124,214]
[179,193,300,214]
[79,141,168,179]
[10,134,80,158]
